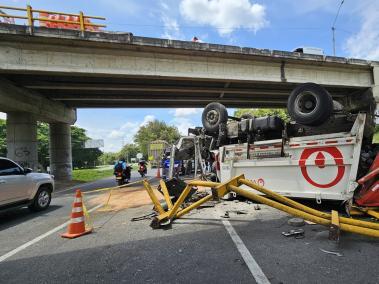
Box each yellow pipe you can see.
[160,180,173,209]
[143,180,166,215]
[79,11,85,32]
[26,5,33,27]
[167,185,193,219]
[239,179,379,231]
[188,180,220,187]
[229,185,379,238]
[0,5,27,11]
[367,210,379,219]
[0,14,28,19]
[176,195,213,218]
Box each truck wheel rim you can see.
[38,191,50,207]
[294,91,318,115]
[206,110,219,124]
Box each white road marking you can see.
[0,203,103,263]
[216,210,270,284]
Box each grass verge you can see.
[72,166,114,182]
[374,131,379,143]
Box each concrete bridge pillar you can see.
[49,123,72,181]
[6,112,38,170]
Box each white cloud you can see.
[141,115,156,126]
[82,114,156,152]
[160,0,185,40]
[172,108,202,117]
[108,129,125,139]
[344,3,379,60]
[171,117,195,135]
[0,112,6,120]
[179,0,268,36]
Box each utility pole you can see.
[331,0,345,56]
[332,26,336,56]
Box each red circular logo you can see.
[299,147,345,188]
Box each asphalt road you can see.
[0,174,378,284]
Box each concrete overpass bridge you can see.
[0,23,378,179]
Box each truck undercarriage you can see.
[167,82,378,204]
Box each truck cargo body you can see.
[219,114,366,202]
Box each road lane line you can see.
[0,203,103,263]
[216,209,270,284]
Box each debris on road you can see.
[221,212,230,218]
[143,176,379,240]
[281,229,305,238]
[319,248,343,257]
[288,218,305,227]
[131,212,156,222]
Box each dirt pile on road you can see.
[88,183,162,211]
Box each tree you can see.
[71,126,102,169]
[0,119,6,157]
[71,126,88,149]
[134,120,180,157]
[0,120,102,169]
[119,143,140,162]
[99,152,118,165]
[37,122,50,169]
[234,108,289,121]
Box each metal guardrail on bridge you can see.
[0,4,105,34]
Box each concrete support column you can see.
[49,123,72,181]
[6,112,38,170]
[372,63,379,117]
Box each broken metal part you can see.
[282,229,305,238]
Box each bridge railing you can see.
[0,5,106,34]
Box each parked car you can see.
[0,157,54,211]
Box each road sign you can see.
[136,153,143,159]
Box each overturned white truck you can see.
[174,82,378,204]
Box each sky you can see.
[1,0,378,152]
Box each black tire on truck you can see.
[287,82,333,126]
[202,102,228,134]
[28,185,52,212]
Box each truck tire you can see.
[28,185,52,212]
[287,83,333,126]
[202,102,228,133]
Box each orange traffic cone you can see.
[62,189,92,239]
[156,166,161,178]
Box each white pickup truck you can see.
[0,157,54,211]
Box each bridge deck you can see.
[0,24,377,108]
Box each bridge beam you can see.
[0,78,76,124]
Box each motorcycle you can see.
[114,166,131,186]
[138,163,147,178]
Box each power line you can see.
[106,21,343,33]
[331,0,345,56]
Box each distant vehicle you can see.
[114,160,131,186]
[138,161,147,178]
[0,157,54,211]
[292,46,324,56]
